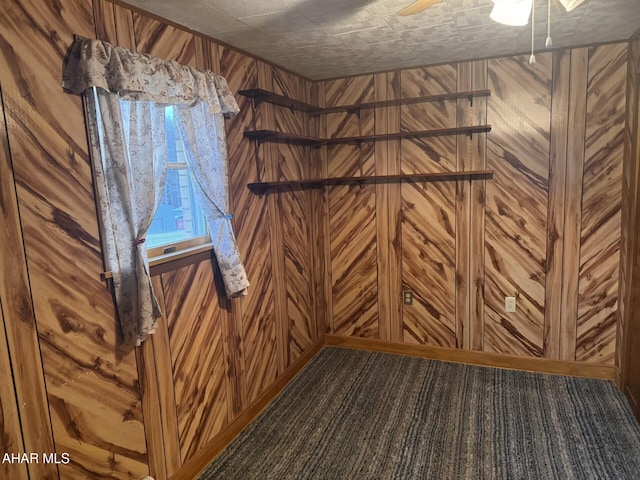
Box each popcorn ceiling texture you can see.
[123,0,640,79]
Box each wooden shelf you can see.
[238,88,320,113]
[319,90,491,115]
[238,88,491,115]
[247,170,494,195]
[243,130,324,146]
[244,125,491,146]
[323,125,491,144]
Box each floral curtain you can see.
[175,103,249,297]
[86,91,167,345]
[64,36,246,346]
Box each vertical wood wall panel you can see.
[388,72,403,343]
[326,75,379,338]
[456,62,472,349]
[222,50,279,404]
[0,76,55,480]
[92,0,117,43]
[135,330,167,480]
[162,262,229,462]
[485,54,552,357]
[375,72,391,342]
[273,68,315,365]
[149,275,182,476]
[0,1,148,479]
[470,60,488,351]
[256,61,288,378]
[620,32,640,416]
[309,82,329,338]
[559,48,588,361]
[133,13,196,66]
[545,49,571,359]
[576,44,627,364]
[0,302,29,480]
[113,3,136,49]
[400,65,457,348]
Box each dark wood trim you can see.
[325,336,615,380]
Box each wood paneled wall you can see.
[620,31,640,419]
[317,42,628,368]
[0,1,318,479]
[1,1,147,479]
[0,1,636,478]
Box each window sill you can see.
[101,242,214,280]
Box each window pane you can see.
[147,168,208,248]
[146,107,209,250]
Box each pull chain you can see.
[529,0,536,65]
[545,0,553,47]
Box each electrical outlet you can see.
[505,296,516,313]
[403,290,413,305]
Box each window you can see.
[146,107,210,258]
[68,36,248,345]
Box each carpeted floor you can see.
[199,347,640,479]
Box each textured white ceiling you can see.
[123,0,640,79]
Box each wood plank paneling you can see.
[0,1,148,478]
[470,60,488,351]
[222,49,278,404]
[620,32,640,415]
[272,67,315,364]
[545,49,571,359]
[401,65,457,348]
[113,3,136,49]
[135,331,167,480]
[0,76,51,480]
[576,43,627,364]
[456,61,472,349]
[92,0,117,43]
[163,261,229,462]
[375,72,391,342]
[309,82,329,338]
[388,72,403,343]
[133,13,195,65]
[560,48,588,361]
[257,60,288,377]
[326,75,379,338]
[149,275,181,476]
[0,300,29,480]
[485,54,552,357]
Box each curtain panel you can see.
[64,36,248,346]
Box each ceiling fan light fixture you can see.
[490,0,533,26]
[557,0,586,12]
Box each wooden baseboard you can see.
[325,335,615,380]
[169,336,325,480]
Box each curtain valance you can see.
[62,36,239,118]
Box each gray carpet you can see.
[199,347,640,479]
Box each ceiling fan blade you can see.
[397,0,440,17]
